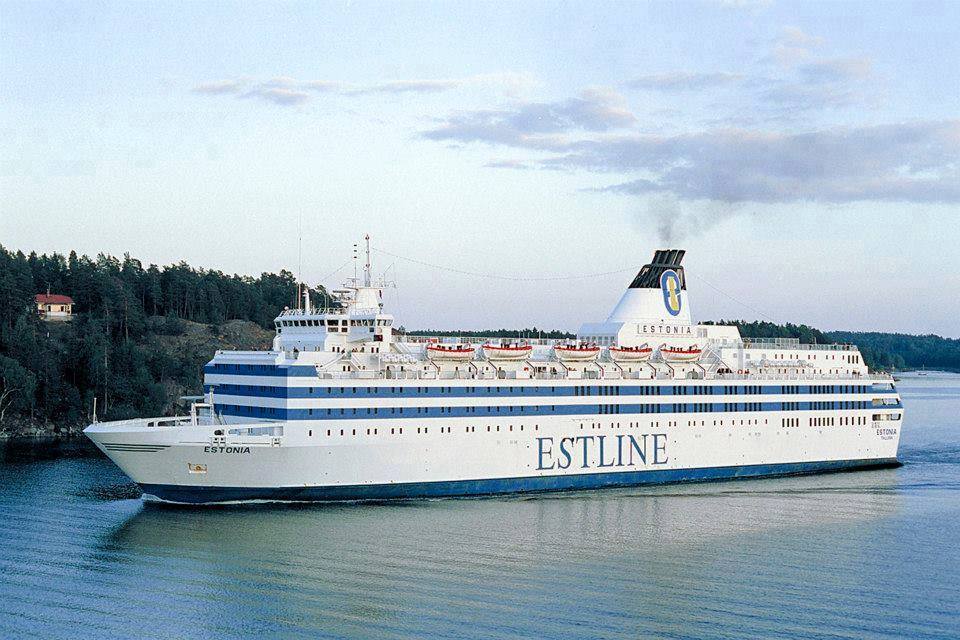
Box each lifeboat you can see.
[555,342,600,361]
[426,343,476,361]
[609,343,653,362]
[659,344,702,363]
[483,342,533,360]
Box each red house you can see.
[36,293,74,321]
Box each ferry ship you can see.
[85,243,903,504]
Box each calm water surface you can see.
[2,373,958,639]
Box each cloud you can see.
[420,87,636,146]
[770,27,824,67]
[758,82,862,111]
[798,56,873,83]
[191,72,536,106]
[347,79,463,96]
[303,80,347,93]
[241,87,310,106]
[626,72,743,91]
[581,121,960,204]
[423,97,960,204]
[193,80,244,95]
[769,26,825,68]
[755,27,877,113]
[484,159,533,170]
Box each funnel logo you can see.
[660,270,682,316]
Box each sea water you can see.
[1,372,958,639]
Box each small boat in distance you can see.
[660,344,702,363]
[426,343,475,361]
[609,344,653,362]
[555,342,601,361]
[483,341,533,360]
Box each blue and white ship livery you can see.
[85,245,903,504]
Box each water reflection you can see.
[89,472,907,638]
[0,435,98,462]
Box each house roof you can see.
[36,293,74,305]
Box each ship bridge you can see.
[272,236,395,354]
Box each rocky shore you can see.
[0,417,87,440]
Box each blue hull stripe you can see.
[202,379,899,399]
[140,458,900,505]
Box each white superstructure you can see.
[85,244,903,504]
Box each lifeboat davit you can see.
[555,342,600,361]
[483,342,533,360]
[426,343,476,361]
[609,343,653,362]
[660,344,702,363]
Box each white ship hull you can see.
[86,391,902,504]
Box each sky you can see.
[2,0,959,336]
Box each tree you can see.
[0,355,36,425]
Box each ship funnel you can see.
[606,249,692,323]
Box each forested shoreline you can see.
[0,245,331,436]
[1,246,956,438]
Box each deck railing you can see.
[312,369,887,382]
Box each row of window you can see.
[211,363,276,372]
[277,318,391,328]
[216,400,889,420]
[298,414,885,439]
[763,353,860,363]
[318,423,541,438]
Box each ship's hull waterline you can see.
[138,459,900,505]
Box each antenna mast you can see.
[364,234,372,287]
[353,242,358,283]
[297,213,303,310]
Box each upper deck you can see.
[210,245,880,386]
[210,332,881,384]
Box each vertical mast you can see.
[364,234,372,287]
[297,212,303,310]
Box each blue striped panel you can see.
[203,381,896,400]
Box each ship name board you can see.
[635,324,693,335]
[536,434,668,470]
